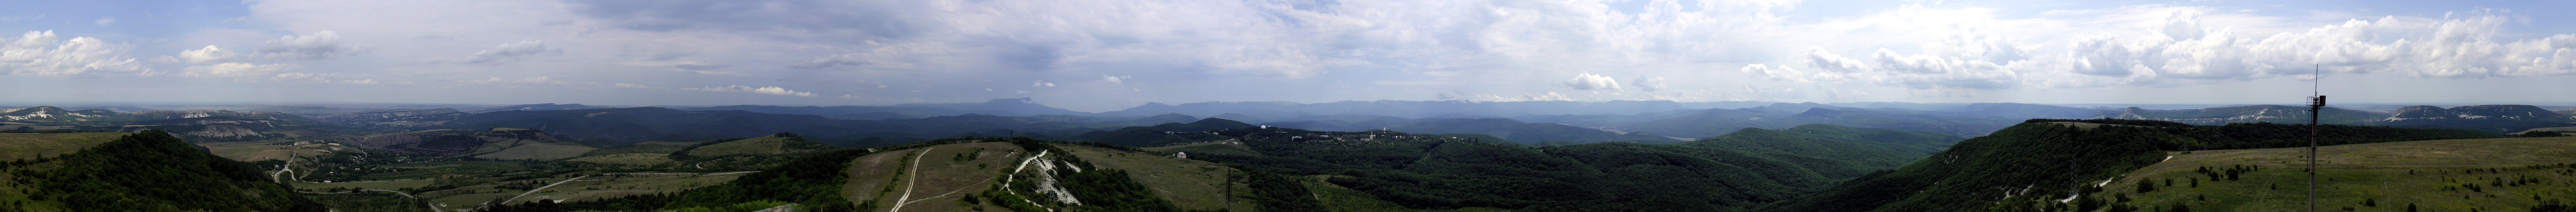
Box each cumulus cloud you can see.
[1562,72,1621,90]
[1100,75,1131,84]
[179,63,301,79]
[256,30,362,59]
[93,17,114,26]
[1741,64,1852,83]
[463,40,556,64]
[2045,12,2576,85]
[175,45,239,64]
[0,31,151,77]
[686,85,815,96]
[1805,47,1870,73]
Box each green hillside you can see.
[1760,120,2502,212]
[0,131,326,211]
[1679,124,1964,169]
[675,133,840,157]
[1200,127,1910,211]
[2097,136,2576,212]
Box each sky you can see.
[4,0,2575,112]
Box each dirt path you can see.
[887,147,934,212]
[503,175,590,204]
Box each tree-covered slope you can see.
[1679,124,1964,169]
[0,131,326,211]
[1200,127,1895,211]
[1759,119,2500,212]
[1387,118,1681,145]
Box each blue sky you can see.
[4,0,2575,112]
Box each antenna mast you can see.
[2306,64,2324,212]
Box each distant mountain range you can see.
[6,99,2573,148]
[1097,100,1775,120]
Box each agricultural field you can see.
[2099,136,2576,211]
[473,142,599,160]
[567,153,679,166]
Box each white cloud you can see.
[1561,72,1620,90]
[1631,76,1667,92]
[463,40,556,64]
[1100,75,1131,84]
[93,17,114,26]
[256,30,362,59]
[686,85,815,96]
[179,63,299,79]
[176,45,239,64]
[1030,81,1055,87]
[1805,47,1870,73]
[0,31,151,77]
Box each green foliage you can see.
[1240,170,1323,212]
[1197,126,1874,211]
[24,130,327,211]
[1679,124,1964,170]
[660,147,871,211]
[2030,119,2498,150]
[1057,169,1182,211]
[1761,120,2499,212]
[1757,123,2180,212]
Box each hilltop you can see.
[2095,136,2576,211]
[1759,119,2498,212]
[0,131,325,211]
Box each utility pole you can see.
[2306,64,2324,212]
[2306,94,2324,212]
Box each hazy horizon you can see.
[7,0,2576,112]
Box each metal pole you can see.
[2307,64,2323,212]
[2308,96,2322,212]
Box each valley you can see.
[0,100,2569,211]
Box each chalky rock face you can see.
[0,106,122,122]
[2384,105,2573,124]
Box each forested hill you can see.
[1758,120,2497,212]
[1193,126,1939,211]
[0,131,326,211]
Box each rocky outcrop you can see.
[126,110,310,121]
[2382,105,2573,123]
[317,108,462,123]
[0,106,123,122]
[2089,105,2388,125]
[182,124,269,140]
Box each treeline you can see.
[1764,119,2499,212]
[1196,127,1871,211]
[2027,119,2498,150]
[16,130,327,211]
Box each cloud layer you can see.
[9,1,2576,110]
